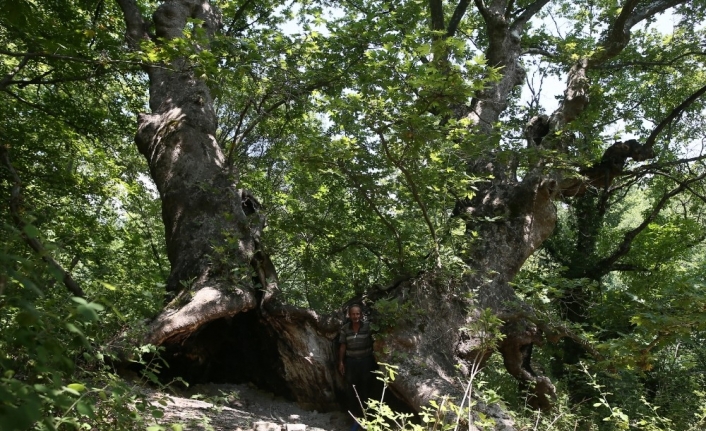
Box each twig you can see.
[378,132,441,268]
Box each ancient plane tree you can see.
[111,0,705,424]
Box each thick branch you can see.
[114,0,149,49]
[497,310,606,362]
[560,139,655,198]
[521,47,555,57]
[612,0,641,35]
[1,146,85,298]
[592,0,689,65]
[263,301,342,335]
[626,0,689,28]
[446,0,471,38]
[429,0,445,32]
[590,0,641,64]
[539,1,689,133]
[547,58,589,128]
[510,0,550,31]
[473,0,491,23]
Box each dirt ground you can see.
[146,382,354,431]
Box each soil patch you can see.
[146,382,353,431]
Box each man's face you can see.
[349,307,362,323]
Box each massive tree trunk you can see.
[115,0,355,414]
[114,0,691,429]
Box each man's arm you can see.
[338,342,346,375]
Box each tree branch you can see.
[510,0,550,31]
[0,146,85,298]
[328,240,394,270]
[497,309,606,362]
[552,58,590,125]
[653,170,706,205]
[601,0,641,57]
[592,0,689,65]
[596,172,706,272]
[609,263,650,272]
[473,0,491,22]
[0,53,31,90]
[379,132,441,268]
[0,49,144,68]
[3,70,110,90]
[336,160,406,267]
[225,97,254,166]
[644,83,706,150]
[598,51,706,70]
[628,154,706,174]
[224,0,257,36]
[114,0,150,49]
[429,0,445,32]
[612,0,642,35]
[626,0,689,28]
[446,0,472,38]
[521,47,555,57]
[2,90,98,137]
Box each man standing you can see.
[338,304,375,419]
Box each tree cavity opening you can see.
[160,311,292,400]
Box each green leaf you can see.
[76,401,95,418]
[22,224,41,239]
[100,281,117,291]
[67,383,86,392]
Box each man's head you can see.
[348,305,362,322]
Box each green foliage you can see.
[358,363,500,431]
[3,0,706,429]
[0,240,175,430]
[511,170,706,429]
[371,298,419,331]
[204,0,510,311]
[1,0,170,427]
[462,308,507,353]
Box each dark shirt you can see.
[339,321,373,358]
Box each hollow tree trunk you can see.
[116,0,354,414]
